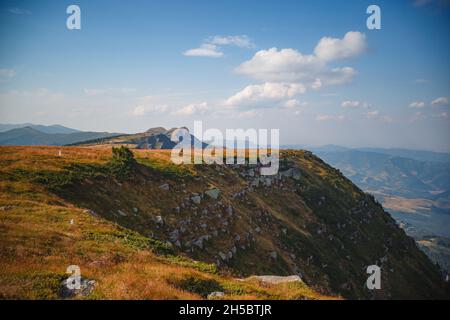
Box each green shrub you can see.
[108,146,136,178]
[174,276,223,297]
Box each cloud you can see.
[226,32,366,109]
[183,44,223,58]
[132,104,168,116]
[4,7,32,15]
[410,111,426,122]
[341,100,367,109]
[234,31,365,86]
[235,110,259,118]
[314,31,367,61]
[366,110,393,122]
[0,69,16,82]
[184,35,254,58]
[225,82,306,108]
[438,111,448,119]
[409,101,426,108]
[283,99,307,109]
[172,101,209,116]
[431,97,449,106]
[235,48,323,83]
[84,88,137,96]
[316,114,345,121]
[209,35,254,48]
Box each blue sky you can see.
[0,0,449,151]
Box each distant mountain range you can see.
[283,144,450,163]
[0,123,80,134]
[0,124,122,146]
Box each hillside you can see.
[0,146,448,299]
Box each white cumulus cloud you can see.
[132,104,168,116]
[314,31,367,61]
[431,97,449,106]
[316,114,345,121]
[184,35,254,58]
[409,101,426,108]
[341,100,365,108]
[183,44,223,58]
[172,101,209,116]
[225,82,306,108]
[209,35,254,48]
[234,31,365,87]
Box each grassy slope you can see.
[0,146,447,299]
[0,146,332,300]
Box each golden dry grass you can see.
[0,146,337,300]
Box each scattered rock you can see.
[60,278,96,298]
[169,229,179,242]
[205,188,220,200]
[246,275,302,285]
[191,195,201,205]
[159,183,170,190]
[117,210,127,217]
[218,252,227,261]
[154,215,164,225]
[207,291,225,300]
[83,209,97,217]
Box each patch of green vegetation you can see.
[174,276,223,298]
[83,229,174,255]
[136,157,193,178]
[109,146,136,178]
[8,163,107,191]
[220,281,248,296]
[163,255,217,274]
[5,147,140,190]
[25,271,66,300]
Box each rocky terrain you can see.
[0,146,448,299]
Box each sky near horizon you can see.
[0,0,449,151]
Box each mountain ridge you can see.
[0,146,447,299]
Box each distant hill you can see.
[0,123,80,134]
[357,147,450,164]
[315,150,450,199]
[73,126,208,149]
[283,144,450,163]
[0,126,121,146]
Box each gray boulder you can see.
[205,188,220,200]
